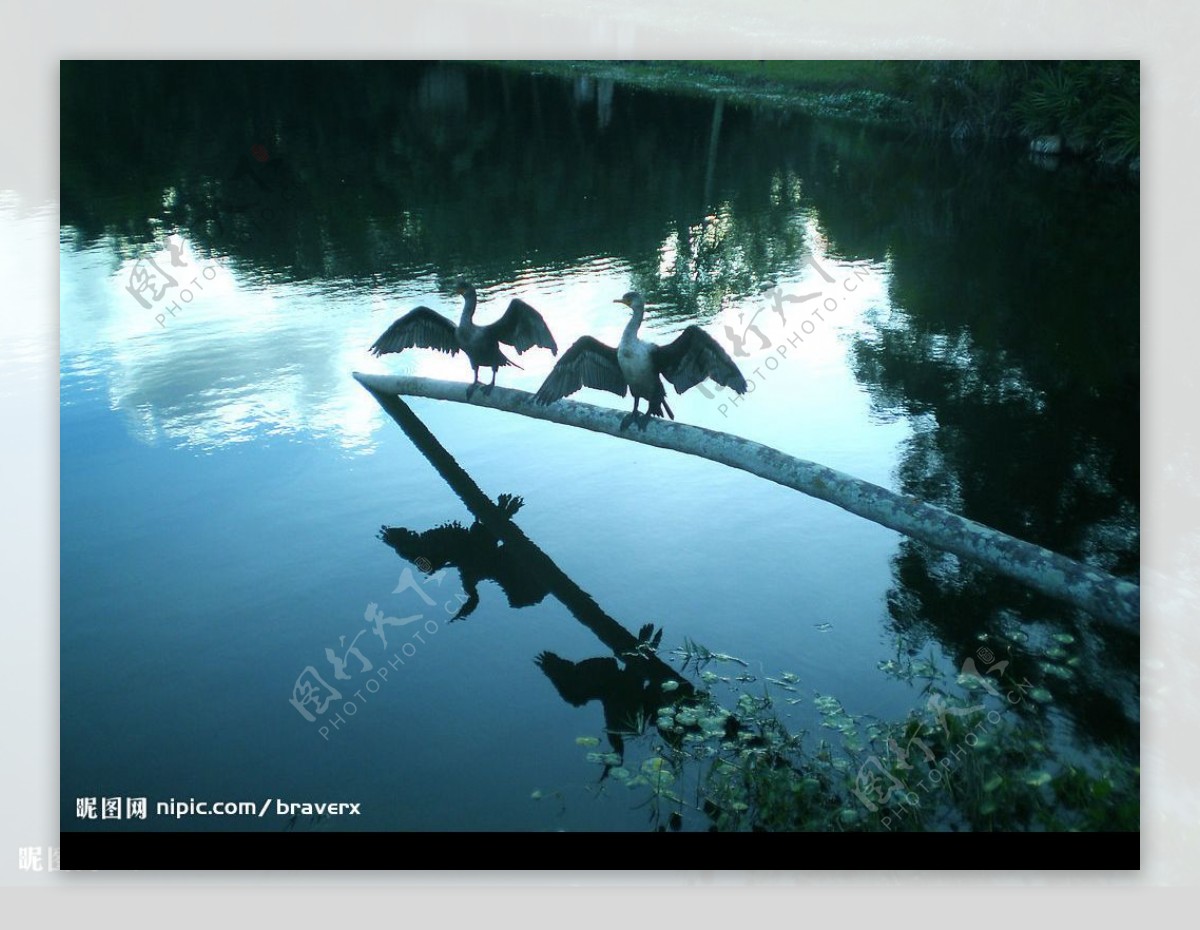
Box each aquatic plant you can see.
[579,637,1138,832]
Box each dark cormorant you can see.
[536,290,747,428]
[370,279,558,395]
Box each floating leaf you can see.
[530,789,544,800]
[575,736,600,747]
[1029,687,1053,703]
[839,809,860,825]
[982,774,1004,793]
[1026,771,1053,787]
[610,767,631,781]
[814,622,834,633]
[661,680,680,692]
[1052,633,1076,644]
[910,659,939,678]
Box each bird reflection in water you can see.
[368,387,697,761]
[380,493,548,621]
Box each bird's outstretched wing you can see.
[535,336,627,403]
[486,298,558,355]
[653,326,748,395]
[369,307,459,357]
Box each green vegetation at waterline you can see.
[549,635,1138,832]
[893,61,1139,164]
[512,60,1139,171]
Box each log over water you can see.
[354,372,1140,632]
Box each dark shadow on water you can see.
[369,387,694,761]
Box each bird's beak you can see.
[614,298,629,306]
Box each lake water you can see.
[57,61,1138,833]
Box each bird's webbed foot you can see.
[619,412,636,431]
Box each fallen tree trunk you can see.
[353,372,1140,632]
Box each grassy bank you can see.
[503,60,1139,168]
[501,59,904,123]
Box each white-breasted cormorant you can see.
[370,279,558,395]
[536,291,747,428]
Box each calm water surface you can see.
[56,62,1138,831]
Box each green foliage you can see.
[889,61,1034,141]
[1014,67,1084,137]
[886,60,1138,164]
[687,60,897,94]
[1012,61,1139,161]
[582,638,1139,832]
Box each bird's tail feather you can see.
[647,397,674,419]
